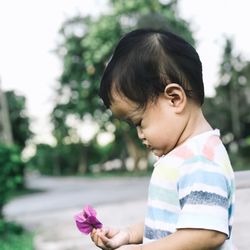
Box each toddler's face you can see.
[110,93,185,157]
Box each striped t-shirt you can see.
[144,129,235,249]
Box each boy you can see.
[91,29,235,250]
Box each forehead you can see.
[110,92,140,118]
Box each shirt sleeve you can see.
[176,159,231,236]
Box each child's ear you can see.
[164,83,187,113]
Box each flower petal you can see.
[75,220,93,234]
[83,205,97,218]
[74,212,85,223]
[74,205,103,235]
[86,216,103,229]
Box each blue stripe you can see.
[148,184,179,204]
[179,191,228,209]
[178,170,228,192]
[146,206,178,224]
[228,225,232,238]
[144,225,172,240]
[228,203,234,217]
[184,155,216,165]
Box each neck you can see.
[176,103,212,147]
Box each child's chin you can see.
[152,149,163,157]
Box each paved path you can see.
[4,175,149,216]
[4,171,250,250]
[4,175,149,250]
[233,171,250,250]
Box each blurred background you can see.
[0,0,250,249]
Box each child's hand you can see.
[115,245,141,250]
[91,227,130,250]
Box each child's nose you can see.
[136,126,144,140]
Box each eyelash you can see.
[123,118,142,128]
[135,120,142,127]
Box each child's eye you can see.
[135,120,142,127]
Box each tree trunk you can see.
[123,133,148,171]
[78,147,88,174]
[230,82,241,141]
[0,80,13,145]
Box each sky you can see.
[0,0,250,146]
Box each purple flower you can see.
[74,205,103,234]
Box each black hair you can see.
[99,28,204,108]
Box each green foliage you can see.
[4,90,33,188]
[0,221,33,250]
[5,91,33,148]
[0,220,23,237]
[28,143,80,175]
[232,136,250,171]
[28,140,116,175]
[0,144,23,218]
[203,38,250,170]
[50,0,195,173]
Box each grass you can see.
[0,222,33,250]
[0,232,33,250]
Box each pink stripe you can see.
[202,136,220,161]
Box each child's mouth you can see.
[144,143,152,150]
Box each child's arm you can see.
[127,222,144,244]
[91,222,144,249]
[116,228,226,250]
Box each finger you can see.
[92,229,111,248]
[100,227,110,235]
[98,233,119,249]
[105,228,119,238]
[98,231,110,243]
[91,229,101,243]
[90,228,96,239]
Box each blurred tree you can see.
[0,82,13,145]
[0,144,23,220]
[28,143,83,176]
[51,0,195,173]
[28,140,115,175]
[4,91,33,187]
[203,38,250,168]
[5,91,33,148]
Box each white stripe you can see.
[154,155,183,168]
[229,216,234,225]
[145,217,177,232]
[150,177,176,190]
[181,204,228,216]
[147,199,180,213]
[179,161,227,177]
